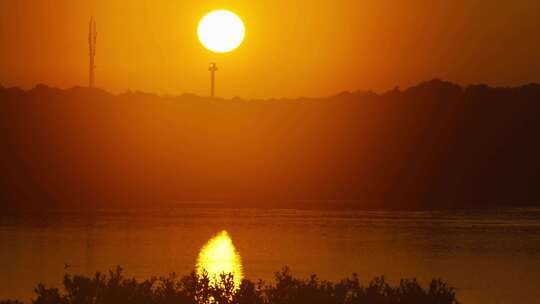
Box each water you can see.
[1,207,540,304]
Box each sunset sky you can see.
[1,0,539,98]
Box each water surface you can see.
[1,207,540,304]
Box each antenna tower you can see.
[88,18,97,88]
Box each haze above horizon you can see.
[1,0,539,98]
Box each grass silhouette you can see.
[1,266,459,304]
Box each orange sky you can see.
[1,0,539,98]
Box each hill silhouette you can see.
[1,79,539,210]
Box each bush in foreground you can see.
[1,266,459,304]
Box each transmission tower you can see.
[88,18,97,88]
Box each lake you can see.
[1,207,540,303]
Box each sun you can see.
[198,10,245,53]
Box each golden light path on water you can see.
[196,230,243,288]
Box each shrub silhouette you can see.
[0,300,24,304]
[1,266,459,304]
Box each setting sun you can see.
[197,10,245,53]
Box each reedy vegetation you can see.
[1,266,459,304]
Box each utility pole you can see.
[88,17,97,88]
[208,62,218,97]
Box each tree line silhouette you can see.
[0,266,459,304]
[1,79,539,210]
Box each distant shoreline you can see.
[2,78,539,100]
[2,78,539,210]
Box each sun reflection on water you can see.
[196,230,243,287]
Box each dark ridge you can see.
[1,80,539,211]
[404,79,463,97]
